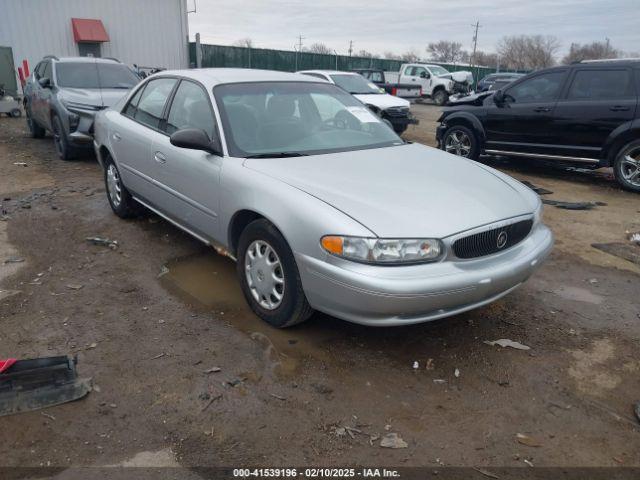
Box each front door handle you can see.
[610,106,630,112]
[154,151,167,164]
[112,132,121,142]
[533,107,551,112]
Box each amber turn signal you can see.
[321,235,344,255]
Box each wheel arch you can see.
[602,121,640,166]
[442,112,486,143]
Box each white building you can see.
[0,0,189,93]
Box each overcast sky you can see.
[187,0,639,57]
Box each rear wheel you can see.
[104,154,138,218]
[10,108,21,118]
[613,139,640,192]
[442,125,480,160]
[433,89,449,106]
[237,219,314,328]
[26,108,45,138]
[52,115,76,160]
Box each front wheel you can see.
[433,89,449,106]
[52,115,76,160]
[442,125,480,160]
[237,219,314,328]
[26,108,45,138]
[613,139,640,192]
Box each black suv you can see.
[436,59,640,192]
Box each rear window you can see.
[567,69,633,100]
[56,62,139,89]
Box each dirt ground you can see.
[0,105,639,473]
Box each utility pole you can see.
[294,34,305,71]
[471,21,481,67]
[297,35,305,52]
[348,40,354,57]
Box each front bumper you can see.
[384,113,419,131]
[296,223,553,326]
[436,124,447,148]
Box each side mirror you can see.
[38,77,51,88]
[170,128,221,155]
[493,89,504,105]
[419,71,427,79]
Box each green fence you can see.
[189,43,527,83]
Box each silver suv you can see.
[24,56,140,160]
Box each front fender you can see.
[440,111,486,143]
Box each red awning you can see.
[71,18,109,43]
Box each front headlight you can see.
[321,236,443,265]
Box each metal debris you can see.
[204,367,221,374]
[520,180,553,195]
[484,339,531,350]
[516,433,542,447]
[542,199,605,210]
[86,237,119,250]
[635,402,640,424]
[592,243,640,265]
[3,256,25,264]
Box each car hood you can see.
[354,93,410,110]
[448,91,494,106]
[58,88,131,108]
[244,143,534,238]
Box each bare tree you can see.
[497,35,560,70]
[474,50,499,68]
[562,40,620,64]
[427,41,466,63]
[233,37,254,48]
[401,48,421,63]
[307,42,333,55]
[383,51,402,60]
[356,49,374,58]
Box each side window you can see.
[123,84,146,118]
[165,80,215,138]
[567,69,632,100]
[41,61,52,81]
[414,67,427,77]
[404,66,415,76]
[134,78,177,129]
[34,62,44,79]
[505,71,565,103]
[371,72,383,83]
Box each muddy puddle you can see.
[158,251,349,376]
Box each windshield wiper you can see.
[245,152,309,159]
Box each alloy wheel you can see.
[244,240,285,310]
[620,149,640,188]
[106,164,122,208]
[445,130,472,157]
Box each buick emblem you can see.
[496,231,508,249]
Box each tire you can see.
[10,108,22,118]
[104,154,138,218]
[52,114,76,160]
[394,125,408,135]
[612,139,640,192]
[237,219,314,328]
[26,108,45,138]
[433,89,449,106]
[442,125,480,160]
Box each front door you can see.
[402,66,430,94]
[33,60,53,128]
[484,69,567,155]
[552,67,637,159]
[152,79,222,241]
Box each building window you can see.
[79,43,102,58]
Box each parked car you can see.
[23,56,140,160]
[386,64,474,106]
[298,70,418,134]
[352,68,422,99]
[93,68,553,328]
[477,72,525,92]
[436,59,640,192]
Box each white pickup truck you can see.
[385,64,474,106]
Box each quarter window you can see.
[123,85,145,118]
[505,71,565,103]
[133,78,177,129]
[567,69,632,100]
[41,61,52,81]
[165,81,215,138]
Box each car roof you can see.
[298,70,357,76]
[153,68,321,87]
[53,57,121,64]
[576,58,640,67]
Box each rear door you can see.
[33,60,53,127]
[111,77,178,206]
[484,69,568,155]
[151,79,222,241]
[552,67,637,160]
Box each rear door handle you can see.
[533,107,551,112]
[610,106,630,112]
[154,151,167,164]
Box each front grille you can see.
[384,107,409,118]
[452,219,533,259]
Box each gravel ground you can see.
[0,108,639,472]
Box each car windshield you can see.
[56,62,139,89]
[215,81,403,157]
[429,66,450,77]
[329,74,382,94]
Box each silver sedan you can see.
[93,68,553,328]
